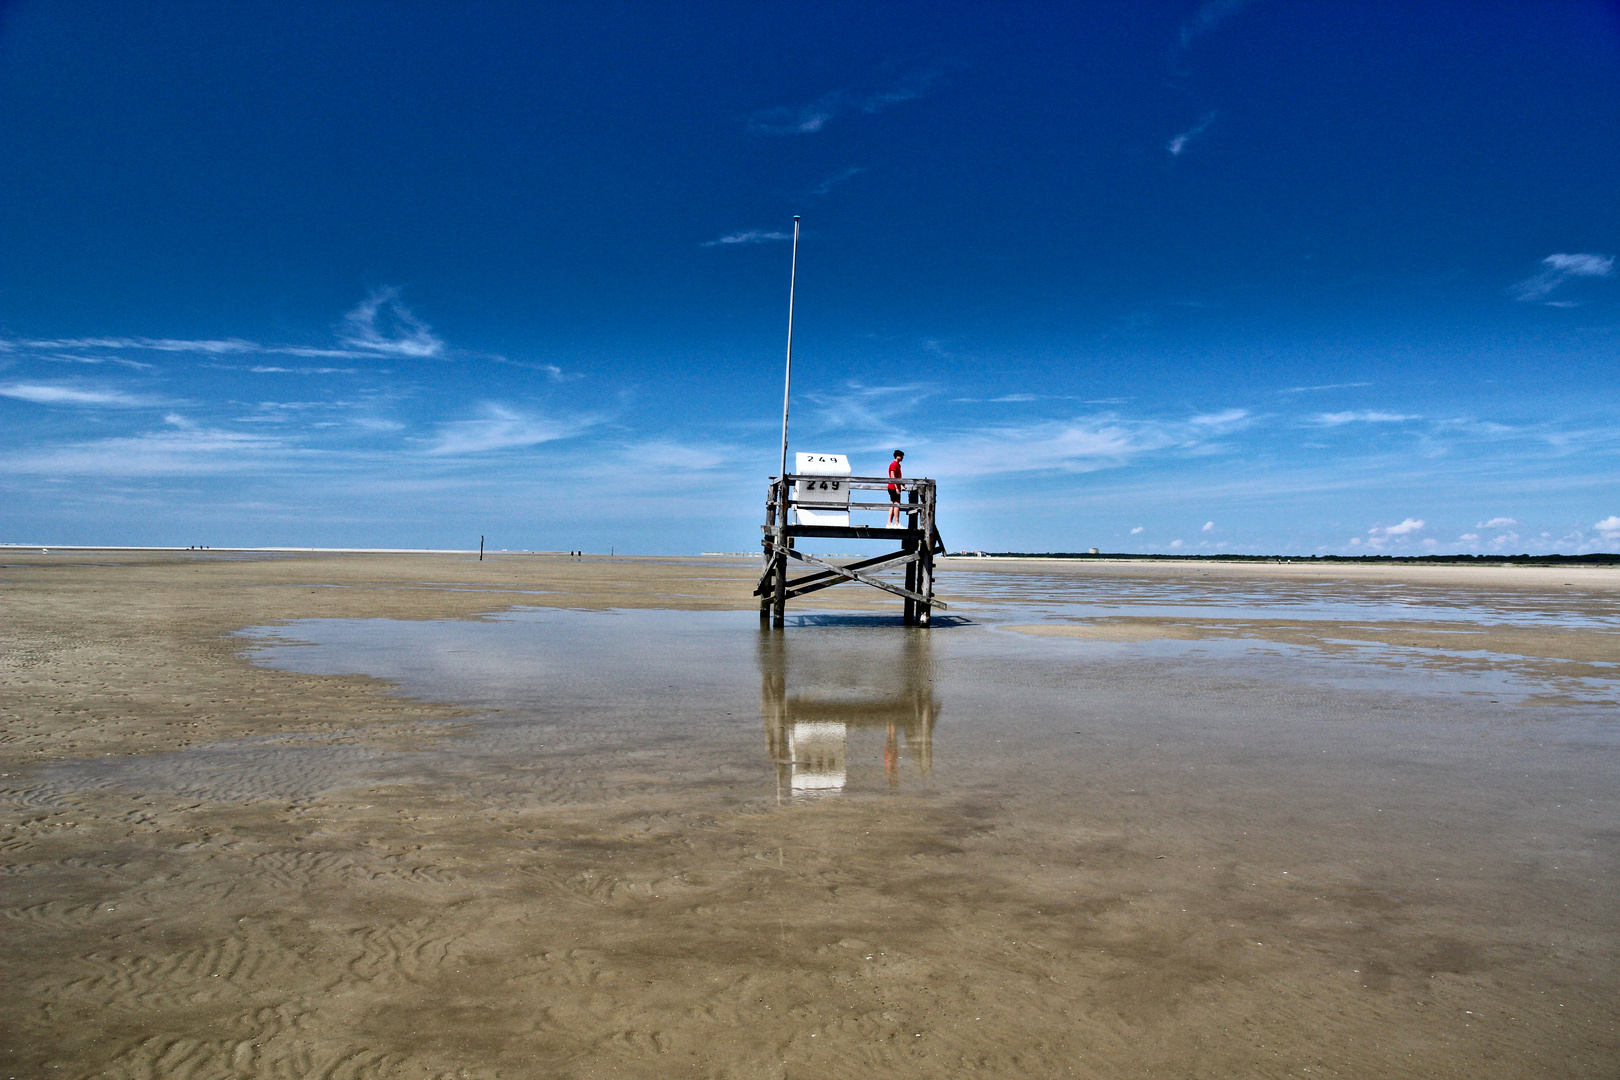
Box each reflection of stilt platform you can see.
[755,475,947,627]
[758,630,938,798]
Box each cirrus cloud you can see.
[0,383,163,407]
[1311,411,1421,426]
[423,404,600,456]
[748,70,941,135]
[1511,253,1614,303]
[701,230,792,247]
[339,288,444,358]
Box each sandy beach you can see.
[3,550,1617,1078]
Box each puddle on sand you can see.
[990,626,1620,707]
[941,566,1620,628]
[234,609,953,803]
[27,605,1614,808]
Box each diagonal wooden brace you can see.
[782,547,948,609]
[784,549,921,598]
[755,543,903,597]
[754,551,778,595]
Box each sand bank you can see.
[2,551,1616,1078]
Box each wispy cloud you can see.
[749,70,940,135]
[1510,253,1614,302]
[250,366,356,374]
[339,288,444,358]
[701,230,792,247]
[1478,516,1517,528]
[17,335,362,359]
[919,408,1252,478]
[0,382,162,407]
[1280,382,1374,394]
[5,292,451,364]
[423,404,598,456]
[15,336,264,355]
[1188,408,1250,429]
[231,399,370,424]
[812,166,867,195]
[606,439,734,474]
[808,382,927,438]
[1311,410,1421,425]
[41,353,154,370]
[0,426,289,476]
[1167,111,1216,156]
[1179,0,1256,49]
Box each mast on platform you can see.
[778,216,800,481]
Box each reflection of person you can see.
[887,449,905,527]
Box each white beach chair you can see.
[793,452,850,527]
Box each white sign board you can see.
[793,452,850,527]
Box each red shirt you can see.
[888,457,902,490]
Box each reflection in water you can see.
[758,627,939,798]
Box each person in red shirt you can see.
[886,449,905,527]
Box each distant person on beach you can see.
[887,449,905,527]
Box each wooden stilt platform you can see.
[755,475,947,627]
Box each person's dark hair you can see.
[893,449,904,458]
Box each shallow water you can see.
[942,566,1620,628]
[26,603,1614,808]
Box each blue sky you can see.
[2,0,1617,554]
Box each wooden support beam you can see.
[781,549,922,599]
[783,547,947,609]
[770,525,924,540]
[794,500,924,511]
[764,548,913,597]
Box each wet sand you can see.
[2,551,1618,1078]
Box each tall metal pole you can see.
[778,216,801,481]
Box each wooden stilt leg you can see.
[761,482,779,624]
[919,487,934,627]
[918,548,932,627]
[772,546,786,627]
[760,543,773,623]
[772,481,789,628]
[903,539,917,625]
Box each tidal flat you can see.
[2,551,1617,1078]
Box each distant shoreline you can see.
[951,551,1620,566]
[3,544,1616,566]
